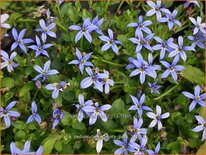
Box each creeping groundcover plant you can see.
[0,0,206,154]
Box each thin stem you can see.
[154,84,179,100]
[56,22,67,32]
[92,55,125,67]
[32,89,39,101]
[115,81,125,84]
[110,129,125,133]
[110,85,123,91]
[115,1,124,15]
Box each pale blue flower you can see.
[68,48,93,74]
[0,50,18,72]
[113,133,140,154]
[192,115,206,141]
[26,101,42,124]
[33,60,59,82]
[69,18,97,43]
[99,29,122,54]
[189,16,205,34]
[10,28,33,53]
[35,19,56,42]
[45,81,67,99]
[146,105,170,130]
[168,36,195,62]
[182,85,205,112]
[83,102,111,125]
[160,56,185,81]
[129,94,152,117]
[28,35,53,57]
[0,101,20,128]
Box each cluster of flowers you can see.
[0,0,205,154]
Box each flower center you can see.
[42,70,47,75]
[95,109,99,114]
[44,28,48,32]
[170,67,174,72]
[195,96,200,101]
[56,114,61,119]
[7,61,12,65]
[136,104,141,109]
[136,128,140,133]
[38,47,42,51]
[18,40,22,44]
[81,60,85,64]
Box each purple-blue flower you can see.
[26,101,42,124]
[160,56,185,81]
[113,132,140,154]
[99,29,122,54]
[148,81,161,94]
[0,101,20,128]
[28,35,53,57]
[127,15,152,37]
[127,53,157,84]
[52,108,64,129]
[152,37,174,59]
[189,16,205,34]
[0,50,18,72]
[69,18,97,43]
[184,0,199,8]
[0,14,11,29]
[158,10,181,30]
[10,141,43,155]
[45,81,67,99]
[80,67,108,92]
[46,9,56,24]
[90,16,104,35]
[192,115,206,141]
[182,85,205,112]
[146,105,170,130]
[35,19,56,42]
[10,28,33,53]
[129,33,154,52]
[148,53,161,77]
[132,117,147,140]
[74,94,93,122]
[33,60,59,82]
[168,36,195,61]
[147,142,161,154]
[128,94,152,117]
[134,136,151,154]
[146,0,170,20]
[83,102,111,125]
[187,32,205,49]
[68,48,93,74]
[100,70,114,94]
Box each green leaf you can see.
[43,136,57,154]
[12,121,26,130]
[82,9,91,18]
[19,82,35,97]
[110,98,125,114]
[61,112,72,126]
[72,120,86,130]
[1,77,14,89]
[182,65,205,84]
[62,91,75,101]
[117,35,128,46]
[54,140,63,152]
[14,130,26,140]
[60,144,73,154]
[4,92,14,103]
